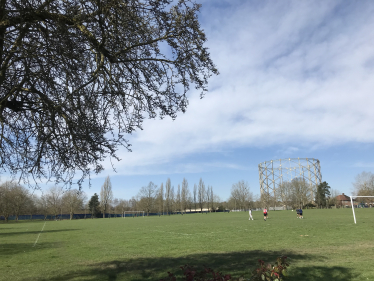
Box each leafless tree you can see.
[45,186,63,219]
[157,183,164,215]
[187,194,193,212]
[10,183,31,221]
[328,188,341,207]
[111,198,119,217]
[181,178,188,213]
[0,0,218,188]
[176,184,181,212]
[289,178,310,208]
[137,181,157,215]
[62,189,86,220]
[115,199,130,217]
[156,183,164,215]
[35,194,49,220]
[210,186,214,211]
[100,176,113,218]
[170,186,175,213]
[27,193,38,220]
[198,178,205,212]
[227,197,235,210]
[165,178,172,215]
[252,195,262,209]
[205,185,211,211]
[353,171,374,203]
[193,183,197,211]
[230,180,253,210]
[0,182,31,221]
[276,182,294,208]
[212,194,220,212]
[130,196,137,211]
[0,181,13,221]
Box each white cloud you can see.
[98,0,374,177]
[353,162,374,168]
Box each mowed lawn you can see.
[1,208,373,281]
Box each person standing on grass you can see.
[299,208,303,219]
[249,209,254,220]
[263,207,268,221]
[296,209,300,218]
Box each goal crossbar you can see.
[123,211,145,218]
[350,196,374,224]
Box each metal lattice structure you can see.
[258,158,322,204]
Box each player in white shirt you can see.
[249,209,254,220]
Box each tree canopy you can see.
[353,172,374,203]
[88,193,101,217]
[0,0,218,187]
[230,180,253,210]
[316,181,331,208]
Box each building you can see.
[336,193,355,207]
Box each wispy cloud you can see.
[96,0,374,177]
[353,162,374,168]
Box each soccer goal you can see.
[123,211,145,218]
[350,196,374,224]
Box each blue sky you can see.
[33,0,374,201]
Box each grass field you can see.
[1,208,374,281]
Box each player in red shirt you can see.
[263,207,268,221]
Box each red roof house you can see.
[336,193,355,207]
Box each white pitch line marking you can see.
[33,221,46,247]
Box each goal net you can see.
[123,211,145,218]
[350,196,374,224]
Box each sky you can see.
[18,0,374,201]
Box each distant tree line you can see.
[0,182,86,222]
[261,178,333,209]
[0,177,257,221]
[134,178,219,216]
[4,171,370,221]
[259,177,363,209]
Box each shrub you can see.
[160,256,290,281]
[216,206,226,212]
[249,256,289,281]
[304,203,316,208]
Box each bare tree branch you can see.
[0,0,218,188]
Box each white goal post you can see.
[123,211,145,218]
[350,196,374,224]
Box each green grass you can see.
[1,208,374,281]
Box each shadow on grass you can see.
[34,250,354,281]
[0,242,60,256]
[0,229,79,237]
[290,266,353,281]
[0,220,46,224]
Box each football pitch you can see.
[1,208,373,281]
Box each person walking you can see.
[263,207,268,221]
[249,209,254,220]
